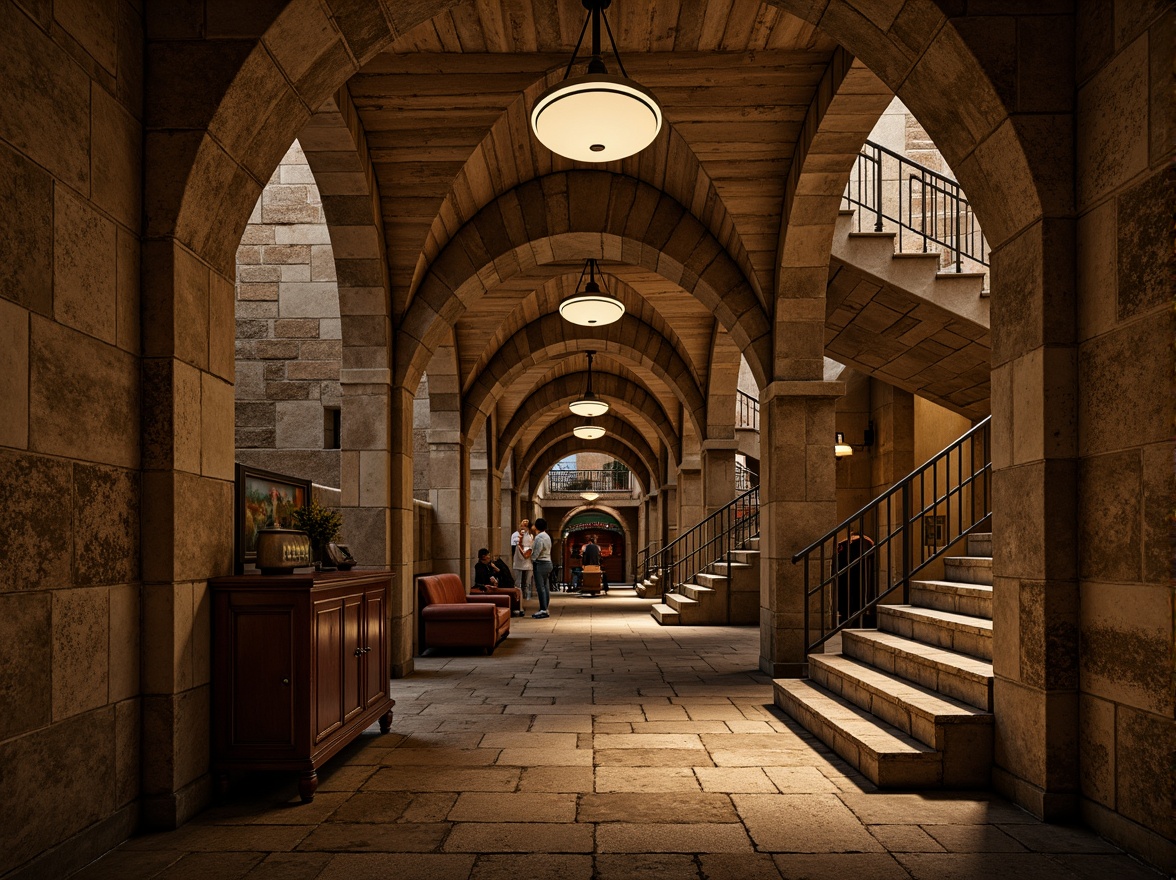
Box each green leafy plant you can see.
[292,500,343,550]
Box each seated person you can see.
[474,548,525,616]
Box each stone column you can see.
[428,439,465,576]
[389,385,416,675]
[141,244,237,828]
[758,380,842,678]
[702,439,739,513]
[339,376,391,569]
[468,430,489,556]
[676,461,703,533]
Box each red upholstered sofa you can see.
[417,573,510,652]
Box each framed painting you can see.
[234,464,312,573]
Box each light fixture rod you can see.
[600,5,628,78]
[563,12,591,80]
[585,350,596,396]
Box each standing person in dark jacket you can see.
[474,548,524,616]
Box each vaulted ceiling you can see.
[333,0,904,489]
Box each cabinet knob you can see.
[281,678,290,686]
[354,648,363,657]
[364,646,372,654]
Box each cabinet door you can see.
[312,597,345,743]
[342,592,364,723]
[362,586,388,708]
[231,608,294,750]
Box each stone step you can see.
[693,572,729,590]
[807,655,992,788]
[650,603,680,625]
[842,629,993,711]
[944,556,992,585]
[743,537,759,550]
[967,532,992,558]
[910,579,992,620]
[879,605,992,661]
[681,583,717,603]
[665,592,699,613]
[725,549,760,565]
[774,679,942,788]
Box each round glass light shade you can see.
[569,396,609,418]
[579,491,601,503]
[531,74,663,163]
[559,291,625,326]
[573,424,606,440]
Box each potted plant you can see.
[292,501,343,569]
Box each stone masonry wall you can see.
[234,140,341,490]
[0,2,144,876]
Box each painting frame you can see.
[234,463,312,574]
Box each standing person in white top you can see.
[511,518,534,600]
[530,518,553,619]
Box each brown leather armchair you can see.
[417,573,510,652]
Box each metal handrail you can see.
[547,468,632,493]
[643,485,759,600]
[735,461,757,492]
[792,416,991,654]
[845,139,989,272]
[737,389,760,431]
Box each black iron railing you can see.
[737,389,760,431]
[844,139,989,272]
[792,416,991,654]
[547,468,632,494]
[735,461,757,492]
[644,485,759,600]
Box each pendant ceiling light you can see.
[531,0,663,163]
[569,350,609,417]
[573,423,606,440]
[560,258,624,326]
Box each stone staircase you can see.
[650,537,760,626]
[774,531,994,788]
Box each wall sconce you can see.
[835,422,874,458]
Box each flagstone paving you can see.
[75,591,1159,879]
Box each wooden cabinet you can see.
[211,570,395,801]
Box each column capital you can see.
[701,439,739,451]
[761,380,845,402]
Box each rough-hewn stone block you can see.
[52,586,110,721]
[0,592,51,739]
[0,140,53,315]
[73,463,139,587]
[54,187,117,344]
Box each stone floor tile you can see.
[529,715,592,733]
[379,749,502,766]
[594,767,700,793]
[772,853,912,880]
[442,822,595,853]
[867,824,947,852]
[629,721,730,734]
[642,705,691,721]
[762,767,841,793]
[124,825,313,853]
[364,767,520,792]
[578,792,738,823]
[837,793,1039,826]
[153,852,265,879]
[995,823,1122,853]
[594,733,705,750]
[242,852,333,879]
[496,748,593,766]
[317,852,475,880]
[595,853,700,879]
[69,850,182,880]
[709,749,814,767]
[895,852,1090,880]
[596,823,753,853]
[1048,854,1166,879]
[592,722,635,734]
[698,852,784,880]
[921,824,1028,852]
[238,792,350,825]
[517,766,595,793]
[700,733,809,751]
[469,854,593,880]
[296,822,450,852]
[399,731,487,749]
[694,767,777,793]
[402,793,461,823]
[317,765,378,792]
[449,792,577,823]
[732,794,883,853]
[326,791,413,824]
[595,748,715,767]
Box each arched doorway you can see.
[561,510,626,588]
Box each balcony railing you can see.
[546,468,632,494]
[737,389,760,431]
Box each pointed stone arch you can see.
[517,414,660,490]
[521,438,652,503]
